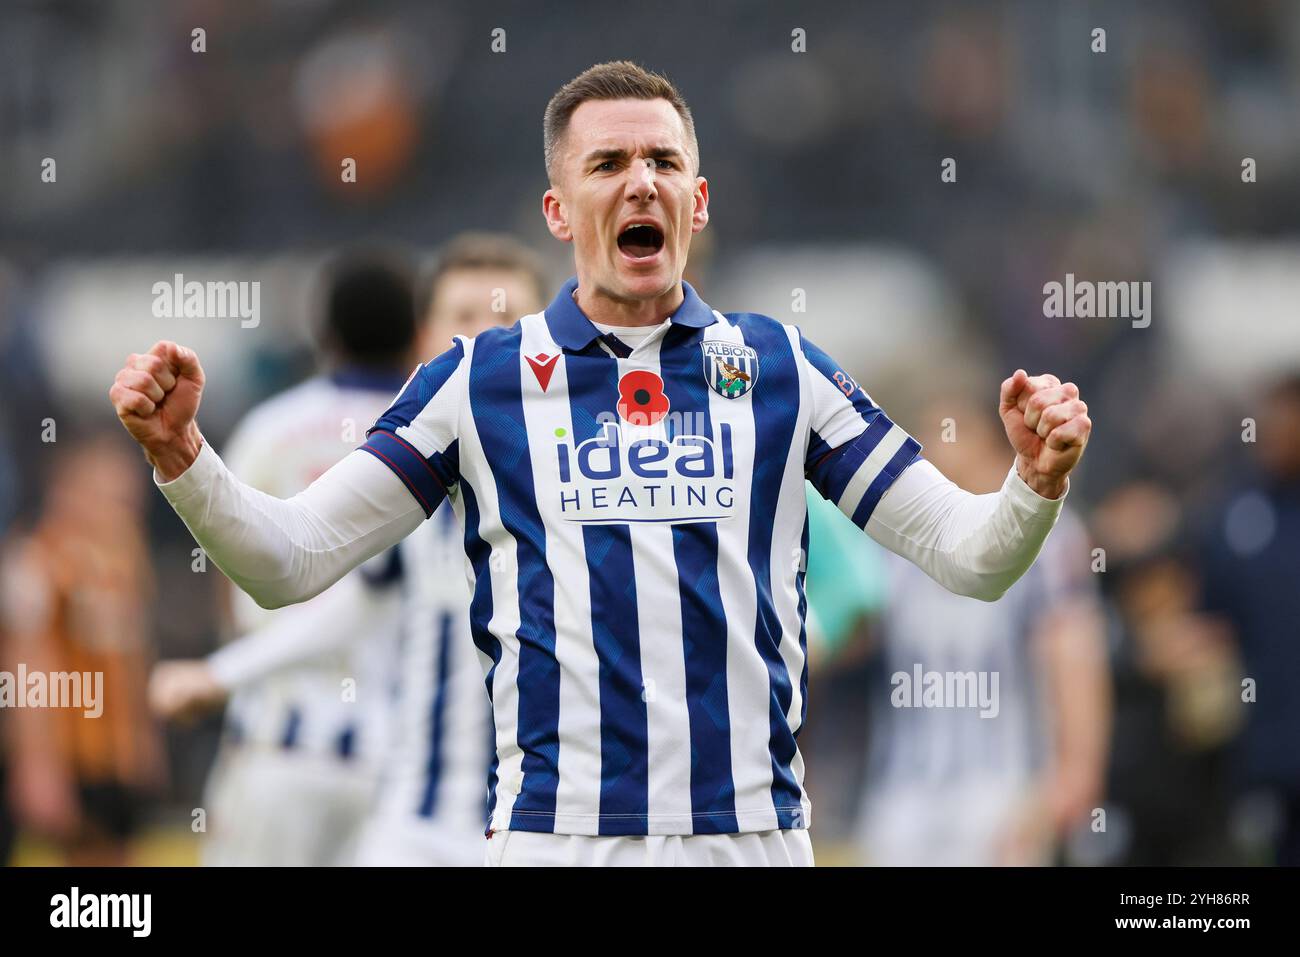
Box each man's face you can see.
[543,98,708,304]
[419,267,543,356]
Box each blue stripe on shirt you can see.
[563,346,649,834]
[659,323,738,834]
[796,513,811,732]
[279,706,302,750]
[418,610,454,818]
[730,314,805,827]
[811,413,892,503]
[459,479,501,829]
[849,437,922,527]
[358,430,453,518]
[469,325,561,832]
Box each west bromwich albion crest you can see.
[701,341,759,399]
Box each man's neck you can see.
[573,279,684,328]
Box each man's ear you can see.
[691,177,710,234]
[543,188,572,243]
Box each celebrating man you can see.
[110,61,1090,867]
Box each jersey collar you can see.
[543,276,716,352]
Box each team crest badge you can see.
[701,341,759,399]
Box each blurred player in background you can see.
[1200,373,1300,864]
[1090,479,1240,864]
[354,234,547,866]
[1,432,164,865]
[152,235,548,866]
[813,389,1109,866]
[150,250,420,866]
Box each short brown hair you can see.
[420,232,548,319]
[543,60,699,181]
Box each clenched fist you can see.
[999,369,1091,500]
[109,340,206,481]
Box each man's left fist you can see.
[998,369,1091,500]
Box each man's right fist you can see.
[109,340,206,481]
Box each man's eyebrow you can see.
[583,145,684,163]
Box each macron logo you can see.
[526,352,560,392]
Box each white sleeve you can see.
[155,441,424,610]
[206,569,401,690]
[864,457,1065,602]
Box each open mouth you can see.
[617,223,665,260]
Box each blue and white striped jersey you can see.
[864,508,1095,792]
[221,369,406,765]
[371,502,495,838]
[358,278,921,836]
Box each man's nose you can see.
[625,158,657,202]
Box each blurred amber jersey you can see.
[6,512,162,788]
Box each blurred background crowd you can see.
[1,0,1298,866]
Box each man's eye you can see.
[596,161,617,172]
[654,159,676,170]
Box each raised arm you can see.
[109,341,451,608]
[869,370,1089,599]
[862,457,1064,601]
[152,442,421,608]
[801,334,1091,602]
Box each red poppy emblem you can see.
[616,370,669,426]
